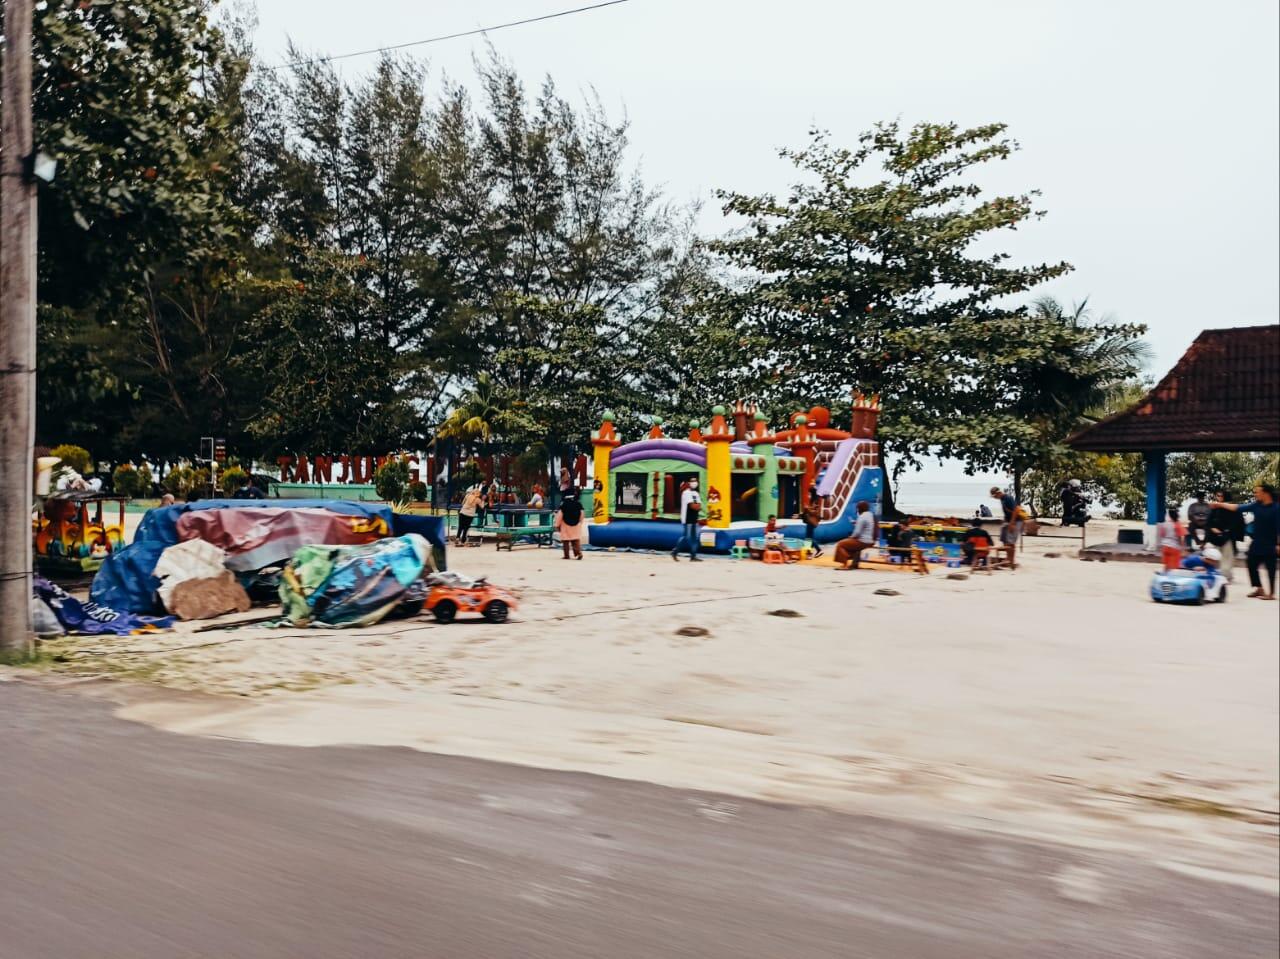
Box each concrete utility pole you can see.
[0,0,37,656]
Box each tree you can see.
[710,122,1075,505]
[28,0,258,460]
[234,247,421,456]
[1168,452,1280,503]
[983,297,1149,499]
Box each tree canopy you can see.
[28,9,1153,503]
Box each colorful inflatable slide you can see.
[587,395,885,553]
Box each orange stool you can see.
[762,548,785,565]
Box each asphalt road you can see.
[1,682,1276,959]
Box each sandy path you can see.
[35,526,1280,889]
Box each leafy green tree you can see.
[983,297,1149,498]
[235,247,420,456]
[710,123,1075,503]
[1168,453,1280,503]
[28,0,258,460]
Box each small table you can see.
[480,507,557,550]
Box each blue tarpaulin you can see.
[91,500,447,614]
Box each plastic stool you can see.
[762,549,785,565]
[730,544,749,560]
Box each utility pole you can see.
[0,0,37,657]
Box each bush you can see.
[50,443,92,475]
[163,466,195,497]
[162,465,210,499]
[219,466,248,495]
[409,480,428,502]
[374,457,411,504]
[112,463,150,498]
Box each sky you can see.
[247,0,1280,482]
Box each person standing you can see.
[834,500,877,570]
[989,486,1024,568]
[1156,506,1186,571]
[457,486,482,545]
[1208,490,1245,583]
[801,485,825,558]
[555,491,585,560]
[558,467,574,501]
[672,476,703,562]
[1215,484,1279,599]
[475,482,490,530]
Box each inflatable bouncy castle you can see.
[587,396,885,554]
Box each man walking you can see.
[990,485,1024,569]
[834,500,877,570]
[672,477,703,562]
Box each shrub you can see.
[374,457,411,505]
[50,443,92,475]
[112,463,148,498]
[219,466,248,495]
[163,466,196,497]
[409,480,428,502]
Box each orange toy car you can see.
[424,571,517,624]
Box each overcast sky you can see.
[249,0,1279,480]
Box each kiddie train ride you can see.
[587,396,885,554]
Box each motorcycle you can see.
[1060,492,1091,527]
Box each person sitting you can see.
[834,500,877,570]
[1180,544,1221,576]
[763,514,785,548]
[961,520,994,567]
[234,475,265,500]
[527,485,545,509]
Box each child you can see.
[764,514,784,547]
[555,492,585,560]
[1157,507,1185,571]
[960,519,994,567]
[1180,544,1221,575]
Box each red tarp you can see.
[176,508,388,572]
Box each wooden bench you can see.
[852,546,930,575]
[970,544,1015,572]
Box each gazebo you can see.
[1068,325,1280,545]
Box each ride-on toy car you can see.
[1150,568,1228,605]
[424,571,517,623]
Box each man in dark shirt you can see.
[1216,483,1279,599]
[1208,490,1245,583]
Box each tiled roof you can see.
[1068,325,1280,452]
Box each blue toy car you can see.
[1150,568,1228,605]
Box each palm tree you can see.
[1003,297,1152,502]
[1020,297,1154,424]
[434,374,511,446]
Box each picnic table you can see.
[474,507,557,550]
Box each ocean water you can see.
[894,481,1112,518]
[894,481,997,518]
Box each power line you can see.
[269,0,631,71]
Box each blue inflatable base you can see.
[588,519,823,553]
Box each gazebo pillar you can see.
[1143,450,1168,547]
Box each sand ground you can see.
[25,521,1280,891]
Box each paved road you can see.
[1,682,1275,959]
